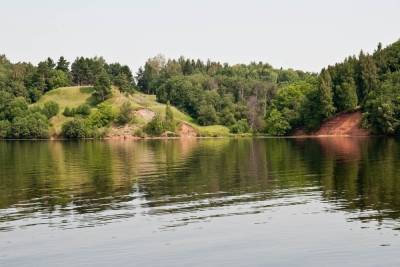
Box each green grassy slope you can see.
[32,86,230,137]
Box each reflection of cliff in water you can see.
[293,137,400,223]
[141,137,400,225]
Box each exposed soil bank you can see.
[294,111,370,137]
[134,108,155,121]
[178,123,197,138]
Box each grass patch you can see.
[33,86,230,137]
[32,86,95,135]
[35,86,94,110]
[194,124,230,137]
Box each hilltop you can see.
[33,86,230,138]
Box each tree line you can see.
[136,40,400,135]
[0,55,136,138]
[1,39,400,138]
[136,55,315,133]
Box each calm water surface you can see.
[1,138,400,266]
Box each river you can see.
[1,138,400,266]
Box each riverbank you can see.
[293,110,370,137]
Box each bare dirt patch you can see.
[178,123,197,138]
[105,125,140,140]
[295,111,369,136]
[135,109,155,121]
[315,111,369,136]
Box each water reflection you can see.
[1,137,400,232]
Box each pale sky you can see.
[1,0,399,73]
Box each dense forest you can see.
[0,40,400,138]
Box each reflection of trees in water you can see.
[142,137,400,224]
[141,138,323,208]
[1,137,400,228]
[294,137,400,223]
[0,139,201,226]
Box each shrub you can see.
[42,101,59,119]
[134,128,145,138]
[11,112,49,139]
[144,114,164,136]
[29,88,42,103]
[61,119,90,138]
[230,119,249,133]
[75,104,91,116]
[87,103,115,128]
[116,102,134,125]
[25,113,50,138]
[63,104,91,117]
[0,120,11,138]
[63,107,74,117]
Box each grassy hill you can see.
[33,86,230,137]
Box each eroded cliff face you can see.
[294,111,370,136]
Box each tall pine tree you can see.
[318,68,335,119]
[357,51,378,103]
[56,56,70,73]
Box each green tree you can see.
[114,73,133,93]
[264,108,291,136]
[71,57,106,85]
[93,71,112,102]
[29,88,42,103]
[318,69,335,119]
[357,52,378,103]
[363,72,400,134]
[48,69,71,89]
[301,88,323,131]
[136,55,165,94]
[272,80,315,128]
[7,97,29,120]
[56,56,70,72]
[334,78,358,112]
[197,103,218,125]
[0,91,14,120]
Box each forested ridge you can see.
[0,40,400,139]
